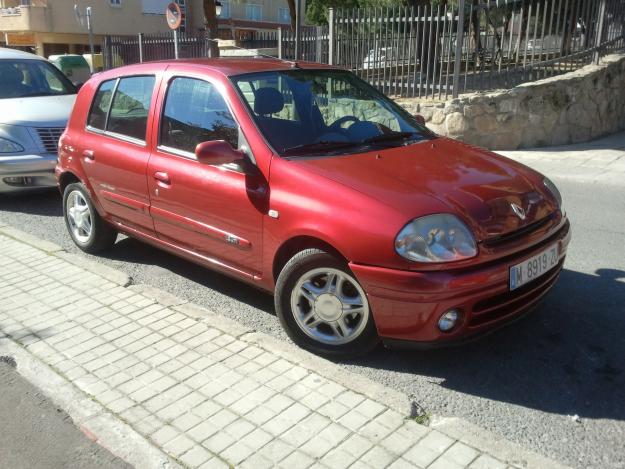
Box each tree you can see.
[202,0,220,57]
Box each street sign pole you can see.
[173,28,179,59]
[166,2,183,60]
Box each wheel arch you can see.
[58,171,81,194]
[272,235,348,282]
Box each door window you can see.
[87,79,116,130]
[160,77,238,154]
[107,76,156,141]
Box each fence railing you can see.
[331,0,625,99]
[104,32,212,70]
[102,0,625,100]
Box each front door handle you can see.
[83,149,95,160]
[154,171,171,185]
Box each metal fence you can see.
[104,32,212,69]
[331,0,625,99]
[281,26,330,63]
[102,0,625,100]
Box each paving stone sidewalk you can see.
[0,229,562,469]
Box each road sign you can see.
[166,2,182,30]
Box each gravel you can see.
[1,149,624,469]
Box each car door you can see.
[80,75,158,235]
[147,74,266,278]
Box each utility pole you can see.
[74,5,95,72]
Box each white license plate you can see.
[509,244,559,291]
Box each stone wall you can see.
[396,53,625,150]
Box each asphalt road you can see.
[0,360,131,469]
[1,134,624,469]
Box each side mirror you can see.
[195,140,244,166]
[414,114,426,126]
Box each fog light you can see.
[3,176,33,186]
[438,309,460,332]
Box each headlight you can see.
[395,214,477,263]
[543,177,564,213]
[0,137,24,154]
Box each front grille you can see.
[36,127,64,154]
[482,215,552,248]
[469,259,564,327]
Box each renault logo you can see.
[511,203,526,220]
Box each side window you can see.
[160,77,238,154]
[87,79,116,130]
[107,76,155,141]
[237,76,297,122]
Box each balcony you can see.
[0,4,50,32]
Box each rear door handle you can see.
[83,150,95,160]
[154,171,171,185]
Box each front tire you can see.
[275,249,379,358]
[63,182,117,253]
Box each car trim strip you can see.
[101,190,149,213]
[149,205,252,250]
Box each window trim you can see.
[156,75,242,162]
[85,75,156,147]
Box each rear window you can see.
[87,79,115,130]
[87,75,155,142]
[107,76,155,141]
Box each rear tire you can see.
[63,182,117,253]
[275,249,379,358]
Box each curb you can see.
[0,339,181,469]
[0,225,571,469]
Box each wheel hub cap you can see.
[290,267,370,346]
[314,294,342,322]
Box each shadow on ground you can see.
[514,130,625,153]
[350,267,625,421]
[102,237,276,315]
[0,189,62,216]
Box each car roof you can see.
[100,57,339,79]
[0,47,47,61]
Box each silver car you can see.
[0,47,77,193]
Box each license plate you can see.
[510,244,559,291]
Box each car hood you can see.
[296,137,557,241]
[0,94,76,127]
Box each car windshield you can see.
[232,69,433,156]
[0,59,76,99]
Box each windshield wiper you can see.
[361,131,418,146]
[283,140,359,156]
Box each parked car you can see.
[0,47,77,193]
[56,59,570,357]
[49,54,91,87]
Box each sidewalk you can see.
[0,226,567,469]
[498,130,625,185]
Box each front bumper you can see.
[350,220,571,346]
[0,154,58,193]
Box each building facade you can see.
[0,0,296,57]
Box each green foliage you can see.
[305,0,462,25]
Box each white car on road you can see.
[0,48,77,193]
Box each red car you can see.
[56,59,570,357]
